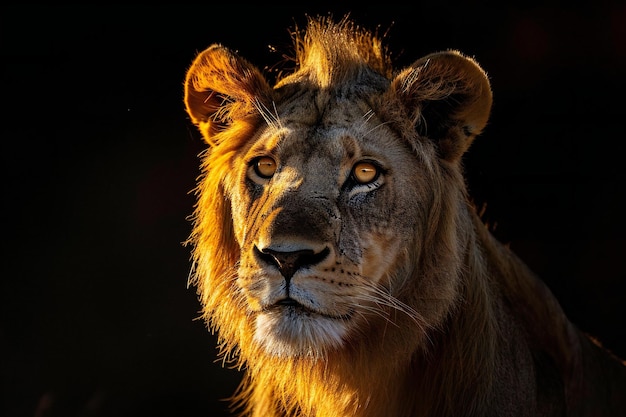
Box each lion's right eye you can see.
[250,156,277,180]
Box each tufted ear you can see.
[390,50,492,162]
[184,45,272,143]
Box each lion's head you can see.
[184,17,491,362]
[181,15,515,416]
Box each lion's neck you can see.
[242,340,423,417]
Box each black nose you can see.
[257,247,329,279]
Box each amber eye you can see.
[253,156,277,179]
[352,161,379,184]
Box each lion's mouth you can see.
[264,297,352,320]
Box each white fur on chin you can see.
[254,308,348,358]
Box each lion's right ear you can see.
[184,45,272,143]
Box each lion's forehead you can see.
[273,87,381,132]
[251,98,402,169]
[267,127,357,163]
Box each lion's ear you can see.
[184,45,272,142]
[391,50,492,161]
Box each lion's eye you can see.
[352,161,380,184]
[253,156,277,179]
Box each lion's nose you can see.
[257,247,330,280]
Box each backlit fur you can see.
[184,16,626,417]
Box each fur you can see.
[183,15,626,417]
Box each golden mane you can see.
[283,16,393,87]
[184,15,626,417]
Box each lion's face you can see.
[226,94,428,356]
[184,19,492,361]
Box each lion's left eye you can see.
[351,161,380,184]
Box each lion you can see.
[183,15,626,417]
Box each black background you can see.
[2,4,625,417]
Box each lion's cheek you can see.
[360,231,403,281]
[230,205,250,245]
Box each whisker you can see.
[361,109,375,124]
[271,101,283,129]
[358,109,392,137]
[253,98,281,129]
[350,275,433,337]
[351,297,401,327]
[362,120,392,137]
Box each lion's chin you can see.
[254,307,349,358]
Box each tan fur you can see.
[183,16,626,417]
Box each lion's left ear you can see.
[390,50,493,162]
